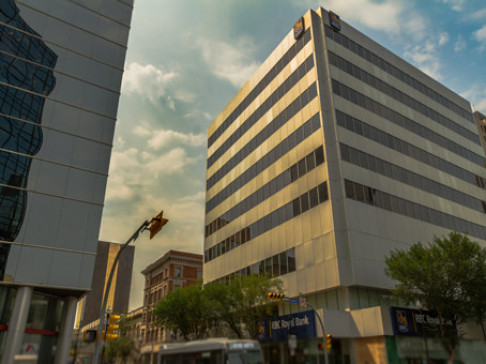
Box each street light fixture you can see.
[92,212,168,364]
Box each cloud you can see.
[471,8,486,20]
[438,32,449,46]
[454,36,466,52]
[324,0,404,33]
[461,84,486,114]
[105,147,199,202]
[441,0,465,12]
[136,129,207,150]
[197,37,260,88]
[404,41,442,80]
[473,25,486,48]
[183,109,212,121]
[122,62,178,107]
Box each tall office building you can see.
[204,7,486,363]
[76,241,135,330]
[0,1,133,363]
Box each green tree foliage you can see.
[230,274,283,339]
[385,232,486,364]
[104,335,135,364]
[205,274,283,339]
[152,275,283,341]
[153,282,212,341]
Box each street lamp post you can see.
[92,212,168,364]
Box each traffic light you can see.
[267,292,285,300]
[326,333,333,351]
[317,342,325,351]
[150,211,168,239]
[105,313,120,343]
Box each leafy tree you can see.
[104,335,135,364]
[152,275,282,341]
[153,282,212,341]
[205,274,283,339]
[464,247,486,340]
[204,280,244,338]
[385,232,486,364]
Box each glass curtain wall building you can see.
[203,7,486,363]
[0,0,133,363]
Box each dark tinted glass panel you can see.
[292,198,301,217]
[315,148,325,165]
[288,249,296,272]
[290,164,298,182]
[309,188,319,208]
[279,252,288,275]
[301,194,310,213]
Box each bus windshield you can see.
[228,350,264,364]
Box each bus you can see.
[157,338,264,364]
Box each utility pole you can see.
[92,212,168,364]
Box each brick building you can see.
[139,250,202,362]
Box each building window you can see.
[175,267,182,277]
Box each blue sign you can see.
[284,298,300,304]
[390,307,456,337]
[258,310,316,342]
[329,11,341,31]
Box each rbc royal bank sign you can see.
[258,310,316,342]
[390,307,456,337]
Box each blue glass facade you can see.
[0,0,57,279]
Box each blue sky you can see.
[98,0,486,309]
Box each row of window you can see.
[208,30,311,148]
[340,143,486,213]
[0,25,58,72]
[328,51,479,145]
[332,80,485,166]
[207,248,297,285]
[324,25,473,122]
[1,51,56,95]
[206,83,317,190]
[335,110,486,190]
[344,179,486,241]
[207,55,315,169]
[205,182,328,263]
[205,112,321,213]
[205,147,325,237]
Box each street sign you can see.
[283,298,300,304]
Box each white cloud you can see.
[438,32,449,46]
[461,84,486,115]
[404,41,442,80]
[473,25,486,48]
[105,147,198,202]
[144,129,206,150]
[471,8,486,20]
[454,36,466,52]
[441,0,465,12]
[122,62,178,107]
[183,109,212,121]
[324,0,404,33]
[197,37,260,88]
[133,124,151,137]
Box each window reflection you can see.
[0,0,58,279]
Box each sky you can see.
[98,0,486,310]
